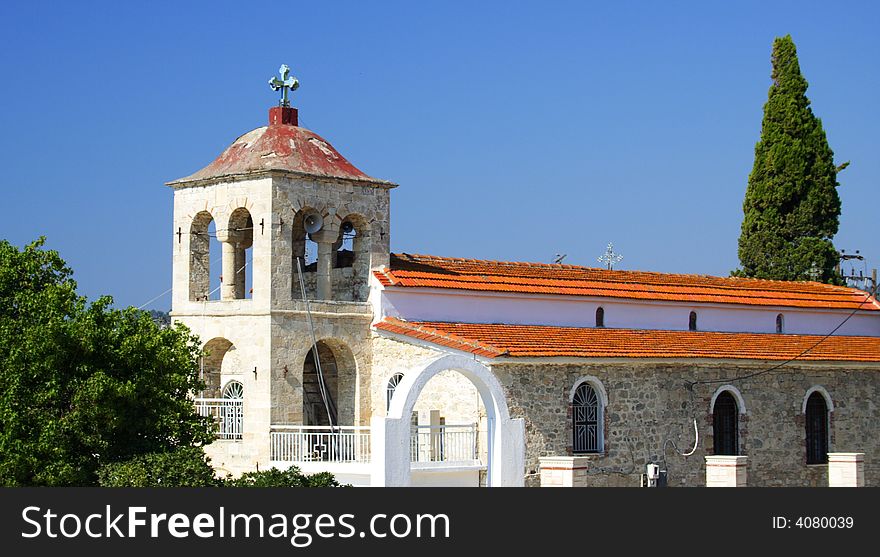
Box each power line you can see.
[686,283,879,388]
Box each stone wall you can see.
[270,175,391,307]
[491,360,880,487]
[172,312,272,475]
[268,303,374,427]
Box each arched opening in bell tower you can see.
[290,208,320,300]
[225,208,254,300]
[333,213,370,301]
[189,211,223,301]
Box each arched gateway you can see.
[370,354,525,487]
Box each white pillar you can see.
[705,455,748,487]
[370,416,411,487]
[828,453,865,487]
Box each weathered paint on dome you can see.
[168,117,393,186]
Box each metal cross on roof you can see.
[268,64,300,107]
[598,242,623,270]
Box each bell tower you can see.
[167,65,396,474]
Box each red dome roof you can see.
[168,108,393,187]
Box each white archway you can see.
[370,354,525,487]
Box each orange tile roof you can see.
[374,318,880,362]
[375,253,880,311]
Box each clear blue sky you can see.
[1,1,877,310]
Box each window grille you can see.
[386,372,405,411]
[572,383,601,453]
[805,392,829,464]
[595,307,605,328]
[712,391,739,455]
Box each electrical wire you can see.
[686,282,879,388]
[137,288,173,310]
[296,256,336,430]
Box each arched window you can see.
[221,380,243,440]
[225,208,254,300]
[572,382,603,453]
[776,313,784,334]
[805,392,829,464]
[189,211,217,301]
[595,307,605,328]
[688,311,698,331]
[386,372,404,411]
[223,381,243,399]
[712,391,739,455]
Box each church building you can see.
[167,66,880,487]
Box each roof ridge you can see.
[389,252,872,297]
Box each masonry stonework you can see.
[490,360,879,487]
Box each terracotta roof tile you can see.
[376,253,880,311]
[374,318,880,362]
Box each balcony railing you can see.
[271,426,372,463]
[195,398,243,440]
[411,424,478,464]
[269,423,479,465]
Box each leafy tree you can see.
[224,466,344,487]
[737,35,845,282]
[0,238,213,486]
[97,446,219,487]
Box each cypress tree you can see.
[737,35,844,283]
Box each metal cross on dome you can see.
[598,243,623,270]
[268,64,300,107]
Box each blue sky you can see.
[1,1,877,310]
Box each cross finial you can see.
[598,242,623,270]
[268,64,299,107]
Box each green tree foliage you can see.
[0,238,213,486]
[97,446,219,487]
[737,35,844,282]
[225,466,344,487]
[98,447,345,487]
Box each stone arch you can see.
[290,206,320,270]
[569,376,609,408]
[200,337,234,398]
[189,211,214,301]
[301,338,359,427]
[224,207,254,300]
[803,386,833,464]
[334,213,370,267]
[372,354,525,487]
[802,385,834,414]
[710,385,747,415]
[290,206,323,300]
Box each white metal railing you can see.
[411,424,478,463]
[195,398,243,440]
[269,423,480,465]
[271,426,372,463]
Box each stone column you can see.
[317,240,333,300]
[217,230,237,301]
[539,456,590,487]
[233,242,246,299]
[705,455,747,487]
[828,453,865,487]
[310,227,337,301]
